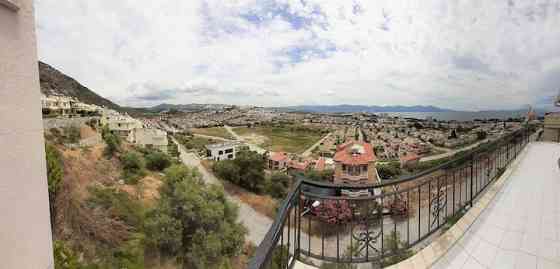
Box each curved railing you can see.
[248,125,537,269]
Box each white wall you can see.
[0,0,55,268]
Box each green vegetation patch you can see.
[234,124,326,153]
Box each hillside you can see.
[39,61,121,111]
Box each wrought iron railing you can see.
[248,125,537,269]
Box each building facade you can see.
[205,141,246,161]
[333,141,379,185]
[127,128,169,153]
[543,112,560,142]
[0,0,55,267]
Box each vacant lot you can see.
[190,127,234,139]
[234,124,325,153]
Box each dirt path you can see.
[302,132,331,157]
[224,125,267,154]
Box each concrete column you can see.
[0,0,55,268]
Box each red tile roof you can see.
[289,160,309,170]
[269,152,288,162]
[314,157,326,171]
[333,141,376,165]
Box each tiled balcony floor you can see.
[432,143,560,269]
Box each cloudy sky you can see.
[35,0,560,110]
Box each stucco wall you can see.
[43,116,99,130]
[0,0,55,268]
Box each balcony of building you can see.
[249,126,546,269]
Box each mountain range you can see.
[37,61,545,116]
[276,105,455,113]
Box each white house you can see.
[205,141,247,161]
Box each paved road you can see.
[172,137,272,245]
[302,133,331,157]
[224,125,267,154]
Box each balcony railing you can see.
[248,125,537,269]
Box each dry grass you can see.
[191,127,234,139]
[222,180,278,219]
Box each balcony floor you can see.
[432,142,560,269]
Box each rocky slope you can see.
[39,61,121,110]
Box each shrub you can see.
[377,162,402,180]
[45,143,63,226]
[145,164,246,269]
[53,240,87,269]
[145,151,171,171]
[120,152,145,184]
[63,126,81,144]
[103,133,120,158]
[265,172,291,199]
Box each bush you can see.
[53,240,88,269]
[121,152,145,184]
[45,143,63,225]
[303,169,334,182]
[145,164,246,269]
[145,151,171,171]
[87,186,145,228]
[265,172,291,199]
[212,150,266,193]
[103,133,120,158]
[63,126,81,144]
[377,162,402,180]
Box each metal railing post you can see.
[469,154,474,207]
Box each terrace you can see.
[249,126,541,269]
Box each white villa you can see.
[205,141,247,161]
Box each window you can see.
[225,148,233,154]
[218,150,223,155]
[0,0,19,11]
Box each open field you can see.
[190,127,234,139]
[234,124,326,153]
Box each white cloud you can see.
[35,0,560,110]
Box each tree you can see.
[476,131,488,141]
[213,160,241,185]
[213,150,267,193]
[103,133,120,158]
[266,172,291,199]
[145,165,246,269]
[45,143,63,228]
[121,151,145,184]
[377,162,402,180]
[303,169,334,182]
[145,151,171,171]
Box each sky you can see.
[35,0,560,111]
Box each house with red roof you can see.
[333,141,379,185]
[268,152,289,170]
